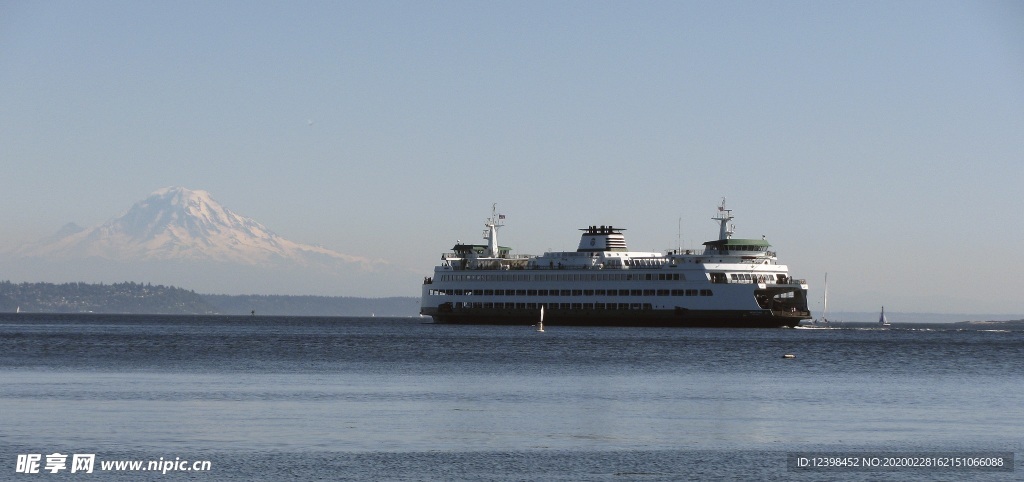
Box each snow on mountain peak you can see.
[17,187,377,268]
[118,186,274,242]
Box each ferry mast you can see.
[483,203,504,258]
[713,198,735,241]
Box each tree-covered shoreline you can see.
[0,281,419,316]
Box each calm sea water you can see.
[0,313,1020,480]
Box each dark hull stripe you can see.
[421,308,806,328]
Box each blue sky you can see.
[2,1,1022,313]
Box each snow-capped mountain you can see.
[18,187,373,267]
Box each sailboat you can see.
[536,306,545,332]
[800,273,831,328]
[814,273,829,325]
[878,306,891,327]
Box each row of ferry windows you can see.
[430,288,714,297]
[438,273,685,282]
[454,302,655,311]
[708,245,767,252]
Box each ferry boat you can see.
[420,201,810,327]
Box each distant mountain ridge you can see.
[17,187,373,266]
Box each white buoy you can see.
[536,306,545,332]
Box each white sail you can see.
[820,273,828,323]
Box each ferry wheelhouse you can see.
[420,202,810,327]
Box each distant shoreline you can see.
[819,310,1024,325]
[0,280,420,317]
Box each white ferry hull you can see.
[421,279,808,328]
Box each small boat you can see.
[813,273,829,325]
[878,306,891,327]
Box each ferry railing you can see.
[441,253,534,260]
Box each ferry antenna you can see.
[677,217,682,253]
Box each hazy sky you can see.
[2,1,1022,313]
